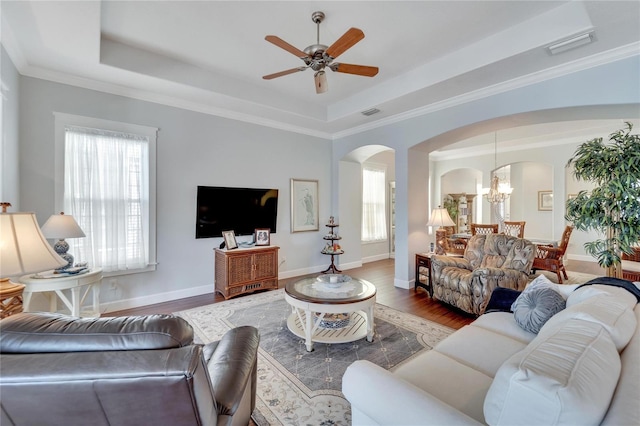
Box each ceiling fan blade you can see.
[325,27,365,59]
[265,35,309,59]
[330,63,379,77]
[262,67,307,80]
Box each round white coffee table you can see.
[284,275,376,352]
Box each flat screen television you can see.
[196,186,278,239]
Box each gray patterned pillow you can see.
[511,286,566,334]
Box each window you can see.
[362,165,387,242]
[54,113,157,275]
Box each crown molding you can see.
[4,27,638,142]
[17,65,334,140]
[332,43,640,140]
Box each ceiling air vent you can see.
[361,108,380,117]
[547,32,594,55]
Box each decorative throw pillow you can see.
[526,273,579,299]
[511,286,566,334]
[485,287,521,313]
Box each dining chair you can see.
[446,237,468,255]
[532,226,574,283]
[503,221,526,238]
[470,223,499,236]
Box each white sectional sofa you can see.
[343,277,640,425]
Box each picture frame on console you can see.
[255,228,270,246]
[291,178,319,233]
[538,190,553,211]
[222,230,238,250]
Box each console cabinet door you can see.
[215,246,279,299]
[253,251,277,280]
[228,253,254,285]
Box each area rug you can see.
[177,289,454,425]
[529,269,599,285]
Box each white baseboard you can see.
[278,264,326,279]
[101,284,212,314]
[340,259,364,271]
[566,254,598,263]
[394,277,411,289]
[362,253,391,264]
[101,261,366,313]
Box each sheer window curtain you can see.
[64,127,150,272]
[362,166,388,242]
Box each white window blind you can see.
[55,114,157,275]
[362,165,388,242]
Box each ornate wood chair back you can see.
[470,223,499,236]
[557,225,574,255]
[503,221,526,238]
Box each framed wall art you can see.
[538,190,553,211]
[222,230,238,249]
[291,179,319,232]
[255,228,270,246]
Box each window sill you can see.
[361,239,389,245]
[103,263,157,278]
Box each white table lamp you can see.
[41,212,86,271]
[426,206,456,255]
[0,207,68,312]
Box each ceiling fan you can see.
[263,11,379,94]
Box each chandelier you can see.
[482,133,513,205]
[483,175,513,204]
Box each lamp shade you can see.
[41,212,86,239]
[426,207,455,228]
[0,213,67,277]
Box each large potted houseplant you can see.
[565,122,640,277]
[443,196,459,232]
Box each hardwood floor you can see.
[107,257,605,330]
[106,259,476,329]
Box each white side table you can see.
[20,268,103,317]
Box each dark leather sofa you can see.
[0,312,259,426]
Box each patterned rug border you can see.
[176,288,455,425]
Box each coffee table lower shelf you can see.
[286,310,371,350]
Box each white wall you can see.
[17,76,332,312]
[1,46,20,208]
[518,162,553,239]
[338,160,362,270]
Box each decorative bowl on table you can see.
[317,274,351,287]
[315,312,351,329]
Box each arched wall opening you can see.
[332,55,639,288]
[336,145,395,272]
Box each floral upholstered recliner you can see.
[430,233,536,315]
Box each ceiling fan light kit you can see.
[314,71,328,94]
[263,11,379,94]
